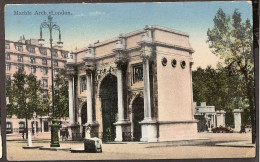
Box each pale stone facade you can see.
[233,109,243,132]
[66,26,198,142]
[5,37,69,134]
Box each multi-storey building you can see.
[5,36,69,134]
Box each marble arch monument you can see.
[66,25,198,142]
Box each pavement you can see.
[5,132,256,160]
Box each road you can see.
[6,132,255,160]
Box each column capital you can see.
[114,50,128,69]
[140,45,154,61]
[66,67,76,77]
[114,57,128,69]
[85,66,95,74]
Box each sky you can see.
[5,2,253,70]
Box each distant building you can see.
[193,102,226,132]
[5,36,69,134]
[66,25,198,142]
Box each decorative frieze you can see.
[95,62,117,82]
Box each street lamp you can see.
[39,15,63,147]
[33,111,37,138]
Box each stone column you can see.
[216,110,226,127]
[67,75,75,140]
[140,57,157,142]
[233,109,243,132]
[86,70,93,125]
[143,58,152,120]
[190,62,194,119]
[114,63,127,142]
[68,75,75,125]
[82,52,98,139]
[117,66,124,121]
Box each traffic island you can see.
[23,146,43,149]
[39,147,71,151]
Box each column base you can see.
[157,120,198,142]
[139,119,158,142]
[67,124,80,141]
[114,120,131,142]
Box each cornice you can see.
[5,40,70,53]
[153,41,195,53]
[151,25,190,37]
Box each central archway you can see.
[100,74,118,142]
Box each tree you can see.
[27,73,50,116]
[53,69,69,119]
[207,8,255,143]
[193,66,248,127]
[6,69,49,138]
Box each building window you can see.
[54,69,59,74]
[17,55,23,62]
[161,57,167,66]
[80,76,87,93]
[31,66,36,74]
[181,60,186,69]
[53,61,58,67]
[43,90,48,99]
[53,50,58,57]
[6,53,10,60]
[6,122,12,134]
[5,43,10,49]
[15,45,23,52]
[30,57,36,64]
[61,51,68,58]
[6,63,11,71]
[43,79,48,87]
[26,46,35,53]
[19,122,25,132]
[39,48,47,55]
[171,59,177,68]
[17,64,24,70]
[6,75,11,82]
[42,59,47,65]
[42,67,48,75]
[133,65,143,83]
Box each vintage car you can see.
[212,126,233,133]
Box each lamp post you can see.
[39,15,63,147]
[33,111,37,138]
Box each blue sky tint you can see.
[5,2,252,69]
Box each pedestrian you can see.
[240,125,246,133]
[22,131,24,140]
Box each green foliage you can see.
[53,69,69,118]
[206,8,254,127]
[27,74,50,117]
[193,66,249,126]
[6,69,49,119]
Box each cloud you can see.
[89,11,106,17]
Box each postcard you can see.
[4,2,256,161]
